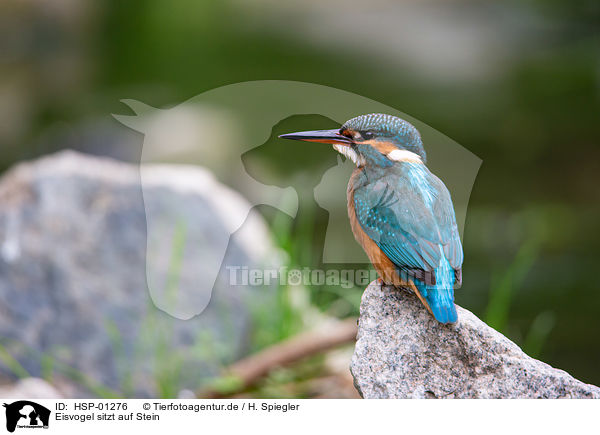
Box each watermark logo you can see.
[114,80,481,319]
[3,401,50,432]
[228,266,381,289]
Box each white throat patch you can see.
[387,149,423,163]
[333,144,365,167]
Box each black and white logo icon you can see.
[2,401,50,433]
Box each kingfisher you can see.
[280,114,463,323]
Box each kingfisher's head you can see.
[279,113,426,168]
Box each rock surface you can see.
[351,281,600,399]
[0,378,64,399]
[0,151,279,397]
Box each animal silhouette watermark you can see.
[114,80,481,319]
[3,401,50,432]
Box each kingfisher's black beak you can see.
[279,129,353,146]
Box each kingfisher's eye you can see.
[361,131,374,140]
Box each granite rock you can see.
[0,378,64,399]
[351,281,600,399]
[0,151,278,397]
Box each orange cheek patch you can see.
[366,140,398,155]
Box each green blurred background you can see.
[1,0,599,393]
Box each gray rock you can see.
[0,378,64,399]
[0,151,279,397]
[351,281,600,399]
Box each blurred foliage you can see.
[0,337,121,398]
[1,0,599,392]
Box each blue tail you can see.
[414,257,457,324]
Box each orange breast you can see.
[347,169,433,314]
[347,169,403,286]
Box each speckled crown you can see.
[341,113,427,162]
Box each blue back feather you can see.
[352,162,462,324]
[413,256,457,324]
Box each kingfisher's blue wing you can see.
[353,166,463,273]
